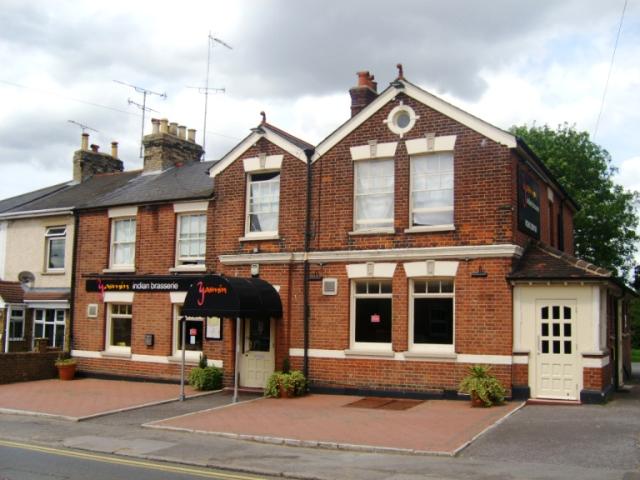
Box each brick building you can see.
[65,67,633,403]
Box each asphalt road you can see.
[0,440,272,480]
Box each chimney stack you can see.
[349,71,378,117]
[72,133,123,182]
[142,117,203,172]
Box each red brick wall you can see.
[583,363,612,391]
[0,352,59,384]
[512,363,528,386]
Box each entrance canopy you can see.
[182,275,282,318]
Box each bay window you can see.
[9,307,25,340]
[34,309,65,348]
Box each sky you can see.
[0,0,638,203]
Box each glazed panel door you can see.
[536,301,578,400]
[239,317,275,388]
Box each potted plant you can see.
[459,365,506,407]
[265,370,307,398]
[55,353,77,381]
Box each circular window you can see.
[395,111,411,129]
[385,104,417,137]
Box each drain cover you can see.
[345,398,423,411]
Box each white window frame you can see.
[33,308,66,348]
[172,305,205,362]
[245,171,280,238]
[45,226,66,272]
[409,278,455,354]
[8,306,25,341]
[350,279,393,352]
[109,217,136,269]
[175,213,206,266]
[409,152,454,230]
[106,303,132,354]
[353,158,395,232]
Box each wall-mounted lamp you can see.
[471,266,488,278]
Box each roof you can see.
[0,161,216,216]
[0,281,24,304]
[78,161,215,209]
[209,123,311,178]
[23,289,70,302]
[509,242,612,281]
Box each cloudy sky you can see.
[0,0,638,202]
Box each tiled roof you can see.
[509,241,611,280]
[77,161,216,209]
[0,281,24,304]
[263,123,314,151]
[23,289,70,302]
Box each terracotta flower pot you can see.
[57,363,76,381]
[279,385,291,398]
[470,392,485,408]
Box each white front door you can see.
[239,317,275,388]
[536,301,578,400]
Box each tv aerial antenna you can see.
[67,120,98,134]
[188,33,232,158]
[114,80,167,158]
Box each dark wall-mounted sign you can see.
[517,167,541,239]
[86,276,197,293]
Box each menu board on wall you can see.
[517,167,541,239]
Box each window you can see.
[246,172,280,235]
[176,214,206,265]
[351,280,392,351]
[410,279,455,353]
[110,218,136,268]
[173,306,204,360]
[34,309,65,348]
[385,104,418,137]
[107,304,132,353]
[354,159,394,231]
[411,152,454,227]
[8,308,25,340]
[45,226,66,271]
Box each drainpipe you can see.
[68,211,80,354]
[303,148,315,380]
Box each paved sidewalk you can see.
[0,378,204,420]
[147,394,523,455]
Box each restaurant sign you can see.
[517,168,541,239]
[86,276,196,293]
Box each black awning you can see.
[182,275,282,318]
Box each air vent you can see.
[322,278,338,296]
[87,304,98,318]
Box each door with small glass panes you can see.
[536,301,578,400]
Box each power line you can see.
[593,0,628,139]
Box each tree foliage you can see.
[512,123,639,278]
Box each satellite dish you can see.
[18,271,35,288]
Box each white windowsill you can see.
[348,228,395,236]
[168,354,201,365]
[103,267,135,273]
[8,338,25,342]
[101,349,132,359]
[404,225,455,233]
[344,349,394,358]
[239,234,280,242]
[169,265,206,273]
[42,270,65,276]
[403,351,457,360]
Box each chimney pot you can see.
[90,144,99,153]
[177,125,186,139]
[159,118,169,134]
[187,128,196,142]
[350,70,379,117]
[81,133,89,151]
[111,141,119,158]
[151,118,160,134]
[169,122,178,135]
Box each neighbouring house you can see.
[0,137,127,352]
[4,65,633,403]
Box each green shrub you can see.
[264,370,307,398]
[459,365,506,407]
[188,366,222,391]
